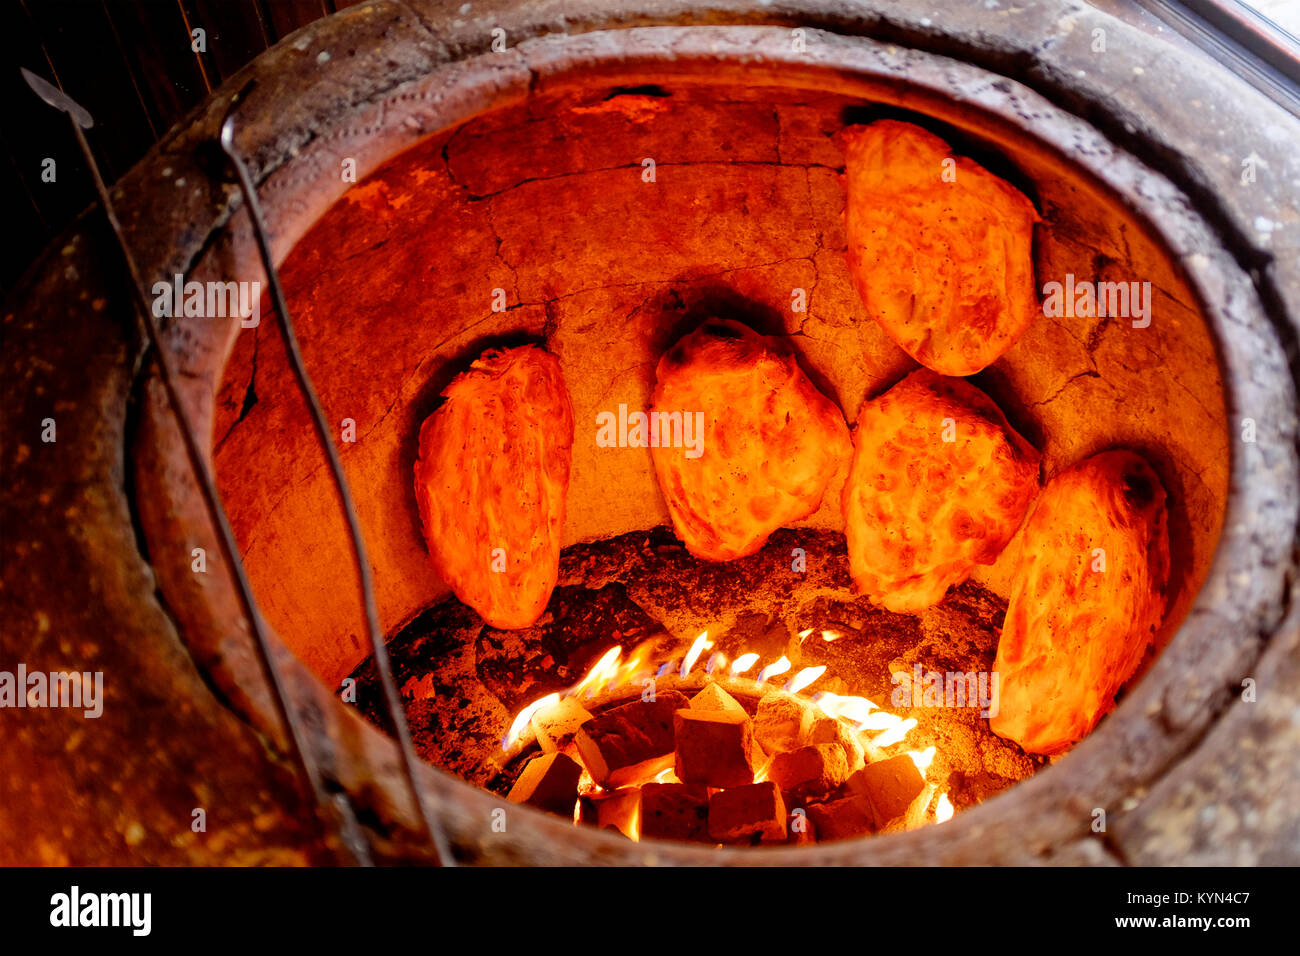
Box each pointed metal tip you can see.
[218,79,258,155]
[219,113,236,153]
[20,68,94,129]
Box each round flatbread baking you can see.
[841,120,1041,376]
[842,369,1040,612]
[651,320,851,561]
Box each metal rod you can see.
[20,67,373,868]
[219,97,455,867]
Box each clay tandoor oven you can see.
[3,0,1299,865]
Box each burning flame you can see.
[679,632,712,678]
[785,665,826,695]
[501,625,955,837]
[503,693,559,750]
[908,746,936,775]
[756,656,791,684]
[573,647,622,698]
[810,690,878,726]
[869,717,917,749]
[935,793,954,823]
[651,766,679,785]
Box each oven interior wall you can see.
[210,83,1229,688]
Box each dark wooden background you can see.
[2,0,358,295]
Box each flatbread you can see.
[651,320,851,561]
[842,369,1040,611]
[841,120,1040,375]
[414,345,574,628]
[991,450,1170,754]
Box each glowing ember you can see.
[500,624,962,843]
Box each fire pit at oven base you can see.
[346,527,1047,846]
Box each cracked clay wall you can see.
[210,83,1228,687]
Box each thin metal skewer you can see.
[20,67,373,867]
[219,89,455,867]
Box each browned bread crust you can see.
[414,345,574,629]
[843,369,1040,612]
[841,120,1041,376]
[651,320,851,561]
[991,450,1170,754]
